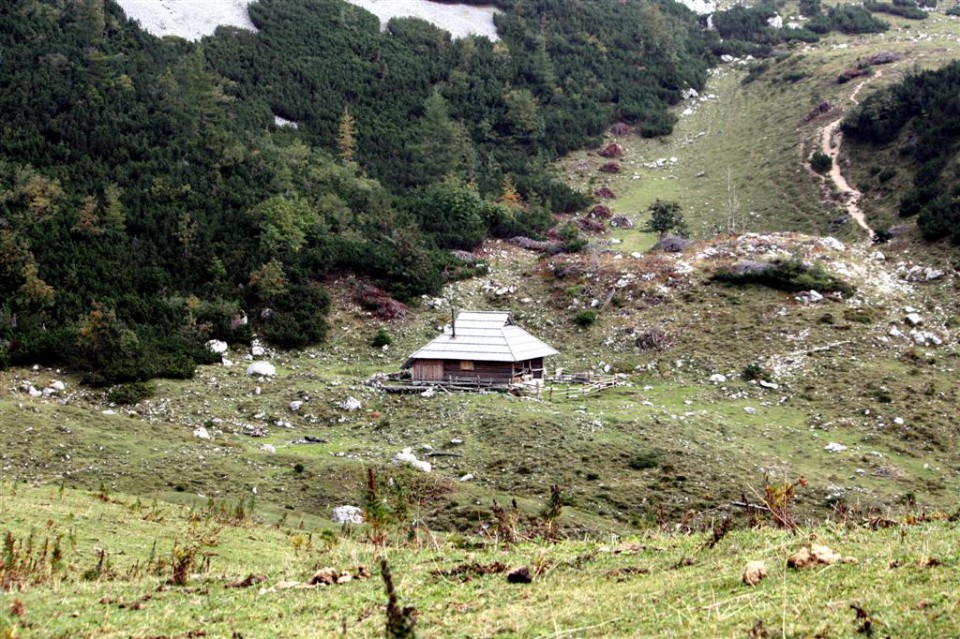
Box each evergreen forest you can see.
[0,0,710,382]
[843,60,960,244]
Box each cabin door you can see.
[413,360,443,382]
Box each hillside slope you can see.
[1,484,958,638]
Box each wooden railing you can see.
[545,375,618,401]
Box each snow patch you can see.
[116,0,256,40]
[346,0,500,40]
[116,0,499,41]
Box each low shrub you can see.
[107,381,157,405]
[712,258,855,296]
[741,363,771,382]
[810,150,832,173]
[371,328,393,348]
[573,310,597,327]
[629,452,660,470]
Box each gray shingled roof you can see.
[403,311,558,365]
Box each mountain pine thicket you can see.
[0,0,710,382]
[0,0,953,383]
[843,60,960,244]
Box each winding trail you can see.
[816,72,881,241]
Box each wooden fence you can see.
[545,375,618,401]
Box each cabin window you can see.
[460,360,474,371]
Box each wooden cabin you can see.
[402,311,558,386]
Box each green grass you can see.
[1,484,958,638]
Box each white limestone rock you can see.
[246,361,276,377]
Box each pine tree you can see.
[101,183,125,232]
[337,107,357,163]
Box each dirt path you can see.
[816,72,881,241]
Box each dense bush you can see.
[810,150,833,174]
[844,61,960,245]
[800,0,822,17]
[107,381,157,405]
[712,259,855,296]
[808,5,889,34]
[573,310,598,327]
[740,362,771,382]
[371,328,393,348]
[711,5,780,42]
[863,0,927,19]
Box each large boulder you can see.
[332,505,364,525]
[653,235,693,253]
[246,361,277,377]
[206,339,229,355]
[866,51,900,66]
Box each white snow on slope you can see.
[346,0,499,40]
[115,0,499,41]
[116,0,257,40]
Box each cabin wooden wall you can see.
[441,360,514,383]
[411,359,444,382]
[411,358,548,385]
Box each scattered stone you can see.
[824,442,847,453]
[332,506,364,525]
[866,51,901,65]
[742,560,768,586]
[459,473,475,482]
[759,380,780,390]
[709,374,727,384]
[260,444,276,454]
[193,427,211,440]
[450,250,478,264]
[50,380,66,392]
[246,362,276,377]
[289,400,303,413]
[392,448,432,472]
[509,236,558,252]
[795,290,823,304]
[819,237,845,251]
[904,313,923,327]
[909,330,942,346]
[787,544,848,569]
[609,215,634,229]
[743,407,757,415]
[339,397,362,411]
